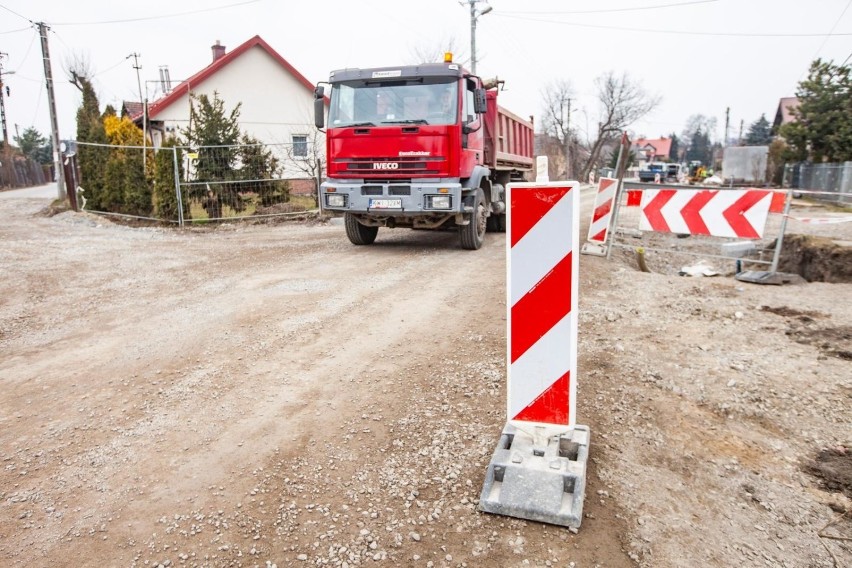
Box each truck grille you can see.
[340,157,444,176]
[360,185,412,196]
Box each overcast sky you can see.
[1,0,850,147]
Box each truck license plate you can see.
[370,198,402,209]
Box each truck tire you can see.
[460,189,486,250]
[344,213,378,245]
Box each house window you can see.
[292,135,308,158]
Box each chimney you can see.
[211,40,226,62]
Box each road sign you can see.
[479,180,589,529]
[639,188,772,238]
[507,182,579,430]
[587,177,618,244]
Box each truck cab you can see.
[314,56,532,250]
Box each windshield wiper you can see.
[344,121,376,127]
[380,119,428,125]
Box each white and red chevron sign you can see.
[639,188,772,238]
[507,182,579,429]
[587,177,618,243]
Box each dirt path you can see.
[0,191,849,568]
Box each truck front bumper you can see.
[321,179,466,219]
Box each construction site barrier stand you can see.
[478,180,590,529]
[581,177,619,257]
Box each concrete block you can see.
[478,424,590,528]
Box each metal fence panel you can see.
[782,162,852,205]
[608,182,790,274]
[72,141,320,224]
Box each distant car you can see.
[639,162,667,183]
[666,163,684,181]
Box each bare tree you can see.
[581,71,660,180]
[682,114,717,144]
[540,80,578,179]
[409,36,470,66]
[282,128,325,208]
[64,51,95,93]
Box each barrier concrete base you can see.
[580,242,607,256]
[478,424,590,529]
[735,270,801,286]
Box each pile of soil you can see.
[806,447,852,501]
[777,233,852,283]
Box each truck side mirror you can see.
[314,85,325,129]
[473,88,487,114]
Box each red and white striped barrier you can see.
[627,187,788,214]
[508,182,579,431]
[639,188,772,239]
[587,177,618,244]
[479,180,589,529]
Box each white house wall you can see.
[153,44,323,178]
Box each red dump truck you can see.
[314,55,534,250]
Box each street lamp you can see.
[467,1,492,74]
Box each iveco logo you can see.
[373,162,399,170]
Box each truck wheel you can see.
[344,213,378,245]
[460,189,486,250]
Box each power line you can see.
[0,3,34,24]
[491,13,852,37]
[0,26,31,35]
[14,28,37,69]
[92,56,135,77]
[810,0,852,61]
[499,0,718,16]
[49,0,260,26]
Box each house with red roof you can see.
[773,97,800,131]
[632,137,673,163]
[130,35,324,185]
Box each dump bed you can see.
[483,91,535,172]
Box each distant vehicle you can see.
[639,162,667,183]
[666,163,684,181]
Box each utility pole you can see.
[37,22,65,201]
[0,52,11,188]
[564,98,572,180]
[465,0,492,74]
[738,119,744,145]
[129,52,146,169]
[724,106,730,147]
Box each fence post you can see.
[172,147,184,227]
[605,133,631,260]
[769,189,793,273]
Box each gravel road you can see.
[0,189,849,567]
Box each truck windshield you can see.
[329,79,458,127]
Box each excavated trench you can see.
[777,234,852,283]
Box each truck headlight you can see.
[427,195,452,209]
[327,194,346,207]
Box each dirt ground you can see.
[0,188,850,568]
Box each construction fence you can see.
[73,140,322,225]
[782,162,852,205]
